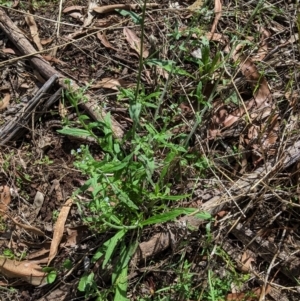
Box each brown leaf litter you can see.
[0,258,47,286]
[48,198,73,265]
[123,28,149,58]
[24,15,43,52]
[91,77,136,90]
[93,3,159,14]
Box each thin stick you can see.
[56,0,64,37]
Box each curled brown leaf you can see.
[93,3,158,14]
[211,0,222,34]
[62,6,84,13]
[124,28,149,58]
[0,258,47,286]
[97,32,118,51]
[0,94,11,111]
[48,198,73,265]
[0,185,11,219]
[91,78,136,90]
[25,15,43,51]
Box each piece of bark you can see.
[0,75,60,144]
[0,8,124,139]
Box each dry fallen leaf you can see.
[1,48,17,54]
[68,12,84,22]
[0,185,11,219]
[58,100,67,118]
[179,27,228,45]
[48,198,73,265]
[93,3,158,14]
[239,58,272,108]
[83,1,98,27]
[25,15,43,51]
[27,247,50,260]
[12,0,19,8]
[123,28,149,58]
[0,258,47,286]
[36,285,70,301]
[97,32,118,51]
[62,5,84,13]
[211,0,222,35]
[52,179,64,202]
[91,78,136,90]
[226,285,270,301]
[0,206,45,236]
[0,94,11,111]
[42,55,66,65]
[252,26,270,61]
[239,250,255,273]
[206,32,228,45]
[12,217,45,237]
[40,38,53,46]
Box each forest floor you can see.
[0,0,300,300]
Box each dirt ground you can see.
[0,0,300,300]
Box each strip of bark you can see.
[0,75,60,145]
[0,8,124,139]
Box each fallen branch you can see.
[0,8,124,139]
[0,75,60,145]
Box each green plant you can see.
[206,270,232,301]
[0,1,12,7]
[36,155,53,165]
[56,4,223,300]
[59,81,211,299]
[2,249,27,260]
[42,267,57,284]
[0,217,6,232]
[148,260,196,301]
[2,249,15,260]
[52,210,59,222]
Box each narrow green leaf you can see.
[113,241,138,301]
[100,161,128,173]
[103,229,127,268]
[141,209,185,226]
[149,194,191,201]
[116,9,141,24]
[110,185,139,210]
[146,59,194,78]
[114,265,129,301]
[57,127,91,138]
[141,209,211,226]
